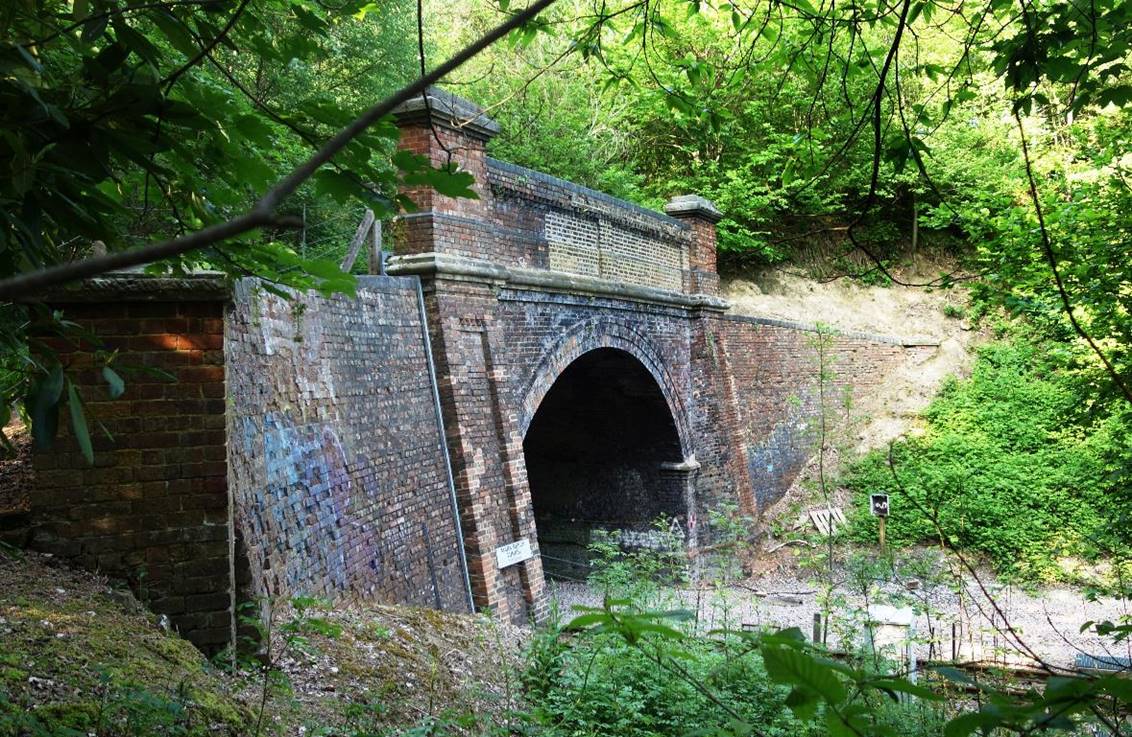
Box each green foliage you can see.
[531,601,953,737]
[523,610,819,737]
[585,518,689,602]
[846,339,1132,584]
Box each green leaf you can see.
[150,11,199,57]
[114,21,164,68]
[313,170,365,204]
[944,710,1001,737]
[869,677,944,701]
[232,115,276,146]
[761,645,847,707]
[80,15,109,44]
[784,686,820,719]
[402,167,478,199]
[27,364,64,450]
[101,366,125,399]
[67,381,93,464]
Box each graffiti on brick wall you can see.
[745,395,820,509]
[237,408,463,606]
[244,412,351,592]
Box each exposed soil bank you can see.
[722,266,984,454]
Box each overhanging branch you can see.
[0,0,558,302]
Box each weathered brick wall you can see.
[27,290,231,650]
[385,89,939,619]
[15,89,937,643]
[707,315,932,510]
[225,276,470,613]
[390,90,697,294]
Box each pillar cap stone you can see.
[664,194,723,223]
[392,86,501,141]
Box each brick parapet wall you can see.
[225,276,470,613]
[28,298,231,650]
[486,159,693,293]
[391,93,709,297]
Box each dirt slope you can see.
[722,266,984,452]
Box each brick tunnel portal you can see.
[522,348,689,581]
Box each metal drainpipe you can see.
[414,275,475,612]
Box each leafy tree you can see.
[0,0,541,453]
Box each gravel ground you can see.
[546,572,1131,670]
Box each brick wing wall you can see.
[225,276,469,613]
[709,316,915,511]
[28,299,231,650]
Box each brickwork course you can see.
[16,87,938,645]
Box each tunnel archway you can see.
[522,348,691,580]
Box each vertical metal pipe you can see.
[415,275,475,612]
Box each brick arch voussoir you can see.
[518,317,692,459]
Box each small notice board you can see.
[495,539,533,569]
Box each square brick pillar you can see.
[665,195,723,295]
[389,90,546,623]
[391,88,500,257]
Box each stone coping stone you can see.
[665,194,724,223]
[32,271,230,303]
[393,86,501,140]
[722,313,940,347]
[487,158,689,231]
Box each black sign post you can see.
[870,494,890,550]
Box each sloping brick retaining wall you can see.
[225,276,470,613]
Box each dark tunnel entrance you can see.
[523,348,690,581]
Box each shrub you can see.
[846,339,1132,584]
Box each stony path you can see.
[547,574,1131,670]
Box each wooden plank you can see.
[368,219,384,275]
[340,209,376,272]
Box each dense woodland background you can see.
[1,1,1131,735]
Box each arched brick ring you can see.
[518,316,693,459]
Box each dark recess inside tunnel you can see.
[522,348,688,581]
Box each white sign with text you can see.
[495,539,533,569]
